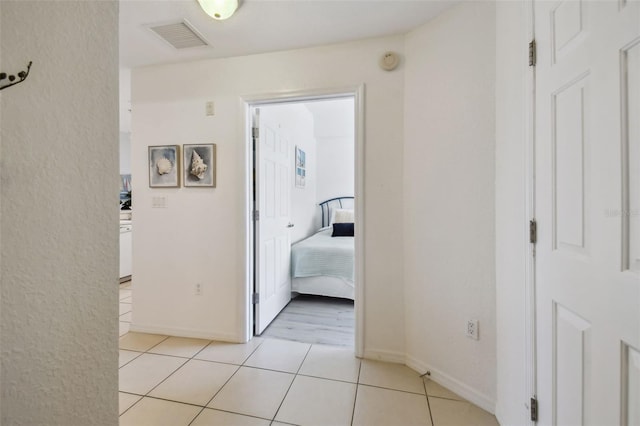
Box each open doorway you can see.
[246,92,360,349]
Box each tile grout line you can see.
[118,393,144,418]
[120,335,210,421]
[138,357,189,399]
[295,371,359,385]
[193,407,274,424]
[427,394,467,403]
[120,373,261,424]
[120,335,189,416]
[186,339,266,425]
[423,377,435,426]
[356,382,428,396]
[118,334,171,366]
[131,394,213,410]
[143,339,216,419]
[118,350,145,369]
[118,336,269,424]
[270,342,313,423]
[186,366,244,423]
[117,287,143,418]
[350,358,363,426]
[189,339,218,361]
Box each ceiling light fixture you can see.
[197,0,238,20]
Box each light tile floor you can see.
[119,282,499,426]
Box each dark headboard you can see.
[319,196,355,228]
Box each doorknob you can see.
[287,223,295,228]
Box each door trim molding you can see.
[526,1,537,424]
[239,85,366,357]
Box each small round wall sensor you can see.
[379,51,400,71]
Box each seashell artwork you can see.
[183,144,215,187]
[190,150,208,180]
[149,145,179,187]
[156,157,172,175]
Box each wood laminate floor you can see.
[260,294,354,347]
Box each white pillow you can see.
[331,208,354,224]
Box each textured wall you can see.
[403,1,497,411]
[0,1,119,424]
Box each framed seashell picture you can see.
[149,145,180,188]
[183,144,216,187]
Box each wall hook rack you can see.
[0,61,33,91]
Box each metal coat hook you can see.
[0,61,33,91]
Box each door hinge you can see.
[529,40,537,67]
[252,127,259,139]
[529,219,537,244]
[530,397,538,422]
[253,210,260,221]
[252,292,259,304]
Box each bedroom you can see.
[251,98,357,346]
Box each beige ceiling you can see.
[119,0,459,69]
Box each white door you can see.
[254,107,292,334]
[534,1,640,424]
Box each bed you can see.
[291,197,355,300]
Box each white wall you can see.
[308,98,355,212]
[131,35,406,357]
[120,132,132,175]
[403,1,497,412]
[495,1,530,424]
[316,136,354,206]
[0,1,119,424]
[120,67,132,133]
[120,68,132,177]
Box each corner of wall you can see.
[403,0,497,409]
[405,355,496,414]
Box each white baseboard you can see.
[494,403,504,425]
[129,323,241,343]
[405,355,496,415]
[362,348,406,364]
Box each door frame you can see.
[525,0,537,423]
[239,85,365,357]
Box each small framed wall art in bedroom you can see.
[183,143,216,187]
[148,145,180,188]
[295,145,306,188]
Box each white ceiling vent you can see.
[148,20,209,50]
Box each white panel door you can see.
[534,1,640,425]
[255,107,292,335]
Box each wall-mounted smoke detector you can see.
[147,20,210,50]
[379,51,400,71]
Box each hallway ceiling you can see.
[119,0,458,68]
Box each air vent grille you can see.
[148,21,209,50]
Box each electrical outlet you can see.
[466,319,479,340]
[195,283,202,296]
